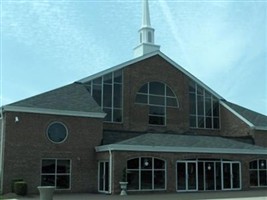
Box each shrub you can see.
[11,179,23,193]
[14,181,27,196]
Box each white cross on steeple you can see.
[134,0,160,58]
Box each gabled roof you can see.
[78,51,224,100]
[96,133,267,155]
[4,83,105,118]
[222,101,267,130]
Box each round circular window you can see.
[47,122,68,143]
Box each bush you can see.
[14,181,27,196]
[11,179,23,193]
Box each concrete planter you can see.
[119,182,128,195]
[37,186,55,200]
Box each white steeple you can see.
[134,0,160,58]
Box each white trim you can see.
[0,109,5,194]
[220,101,255,128]
[3,106,106,119]
[95,144,267,155]
[255,126,267,131]
[78,51,223,100]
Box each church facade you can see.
[1,0,267,195]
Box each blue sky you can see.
[1,0,267,115]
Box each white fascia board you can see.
[78,51,223,100]
[78,51,161,83]
[3,106,106,119]
[220,101,255,128]
[95,144,267,155]
[157,52,224,100]
[255,126,267,131]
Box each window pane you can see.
[198,116,205,128]
[41,175,55,186]
[259,160,267,169]
[149,106,165,115]
[250,160,258,169]
[127,171,139,190]
[47,123,67,143]
[213,117,219,129]
[260,171,267,186]
[189,93,196,114]
[93,85,102,106]
[42,160,55,173]
[103,108,112,121]
[128,158,139,169]
[154,171,165,189]
[103,84,112,107]
[190,116,197,127]
[166,87,175,97]
[250,171,258,186]
[141,171,152,189]
[189,81,195,93]
[114,70,122,83]
[113,109,122,122]
[149,116,164,125]
[136,94,147,104]
[206,117,212,129]
[205,98,212,116]
[197,86,204,95]
[154,159,165,169]
[197,95,204,115]
[57,160,70,173]
[56,175,70,189]
[114,84,122,108]
[141,158,152,169]
[104,73,112,84]
[149,82,165,95]
[213,101,219,117]
[167,97,178,107]
[139,84,148,93]
[149,95,165,106]
[93,77,102,85]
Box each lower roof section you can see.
[96,133,267,155]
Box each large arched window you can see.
[135,82,178,125]
[249,159,267,187]
[127,157,166,191]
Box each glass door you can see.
[98,161,109,193]
[177,161,197,192]
[222,162,241,190]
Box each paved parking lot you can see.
[2,190,266,200]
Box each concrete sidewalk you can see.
[3,190,267,200]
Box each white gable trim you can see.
[78,51,224,100]
[95,144,267,155]
[3,105,106,119]
[220,101,255,128]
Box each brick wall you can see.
[3,111,103,194]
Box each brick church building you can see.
[1,0,267,195]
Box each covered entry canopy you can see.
[96,133,267,155]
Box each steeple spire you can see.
[142,0,151,27]
[134,0,160,58]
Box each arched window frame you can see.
[135,81,179,126]
[126,157,166,191]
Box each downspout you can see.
[108,148,112,194]
[0,108,5,194]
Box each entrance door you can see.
[177,161,197,191]
[222,162,241,190]
[98,161,109,193]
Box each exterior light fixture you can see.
[207,164,211,171]
[15,116,19,123]
[144,159,149,167]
